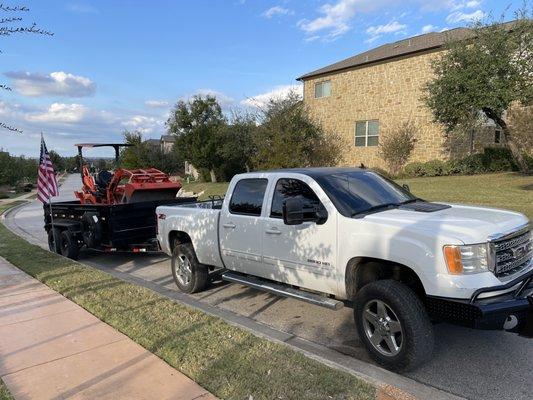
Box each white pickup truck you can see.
[157,168,533,370]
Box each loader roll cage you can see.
[75,143,132,180]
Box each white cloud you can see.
[241,84,303,108]
[25,103,88,123]
[190,89,234,107]
[418,0,482,12]
[262,6,293,18]
[365,20,407,43]
[421,24,438,33]
[366,20,407,36]
[121,115,162,134]
[145,100,169,108]
[66,2,98,13]
[446,9,485,24]
[298,0,394,41]
[4,71,96,97]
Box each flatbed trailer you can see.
[45,197,196,259]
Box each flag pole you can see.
[41,132,58,251]
[48,191,57,250]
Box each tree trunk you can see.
[482,108,530,174]
[209,169,217,183]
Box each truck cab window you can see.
[229,178,268,216]
[270,178,321,219]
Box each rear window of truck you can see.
[229,178,268,216]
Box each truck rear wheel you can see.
[171,242,208,293]
[48,228,61,253]
[60,230,80,260]
[354,279,434,371]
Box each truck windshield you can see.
[314,171,417,217]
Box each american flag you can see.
[37,135,59,203]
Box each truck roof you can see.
[255,167,366,178]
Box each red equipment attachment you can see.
[73,143,182,205]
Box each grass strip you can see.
[0,379,14,400]
[0,208,375,400]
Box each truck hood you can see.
[363,203,529,244]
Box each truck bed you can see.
[156,198,224,267]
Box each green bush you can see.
[0,193,8,199]
[481,147,517,172]
[403,162,426,177]
[402,147,517,178]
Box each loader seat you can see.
[95,170,113,194]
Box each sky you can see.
[0,0,522,158]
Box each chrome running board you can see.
[222,271,344,310]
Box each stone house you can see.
[297,27,505,169]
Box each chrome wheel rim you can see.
[362,299,403,357]
[175,254,192,286]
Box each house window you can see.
[494,129,502,144]
[355,120,379,147]
[314,80,331,98]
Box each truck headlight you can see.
[443,244,489,275]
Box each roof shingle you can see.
[297,27,474,80]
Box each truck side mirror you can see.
[402,184,411,193]
[283,198,304,225]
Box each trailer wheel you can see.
[354,279,434,371]
[171,242,208,293]
[47,228,61,253]
[60,230,80,260]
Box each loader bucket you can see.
[124,182,181,203]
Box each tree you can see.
[0,148,37,186]
[252,91,342,169]
[48,150,65,172]
[379,120,417,176]
[1,4,53,133]
[120,130,144,169]
[215,110,258,180]
[120,130,183,174]
[167,95,226,182]
[424,8,533,173]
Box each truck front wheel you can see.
[171,242,208,293]
[354,279,434,371]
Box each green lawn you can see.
[0,380,14,400]
[0,205,375,400]
[398,172,532,219]
[181,181,231,200]
[183,172,533,219]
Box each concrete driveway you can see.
[4,174,532,400]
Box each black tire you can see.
[60,230,80,260]
[47,227,61,253]
[354,279,434,371]
[171,242,208,293]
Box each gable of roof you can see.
[161,135,175,143]
[297,27,474,80]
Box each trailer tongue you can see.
[44,143,195,259]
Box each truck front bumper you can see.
[426,269,533,336]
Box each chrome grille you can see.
[491,229,532,277]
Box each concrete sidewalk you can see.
[0,257,216,400]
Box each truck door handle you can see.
[265,228,281,235]
[222,223,236,229]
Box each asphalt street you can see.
[4,174,532,400]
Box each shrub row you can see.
[399,147,521,178]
